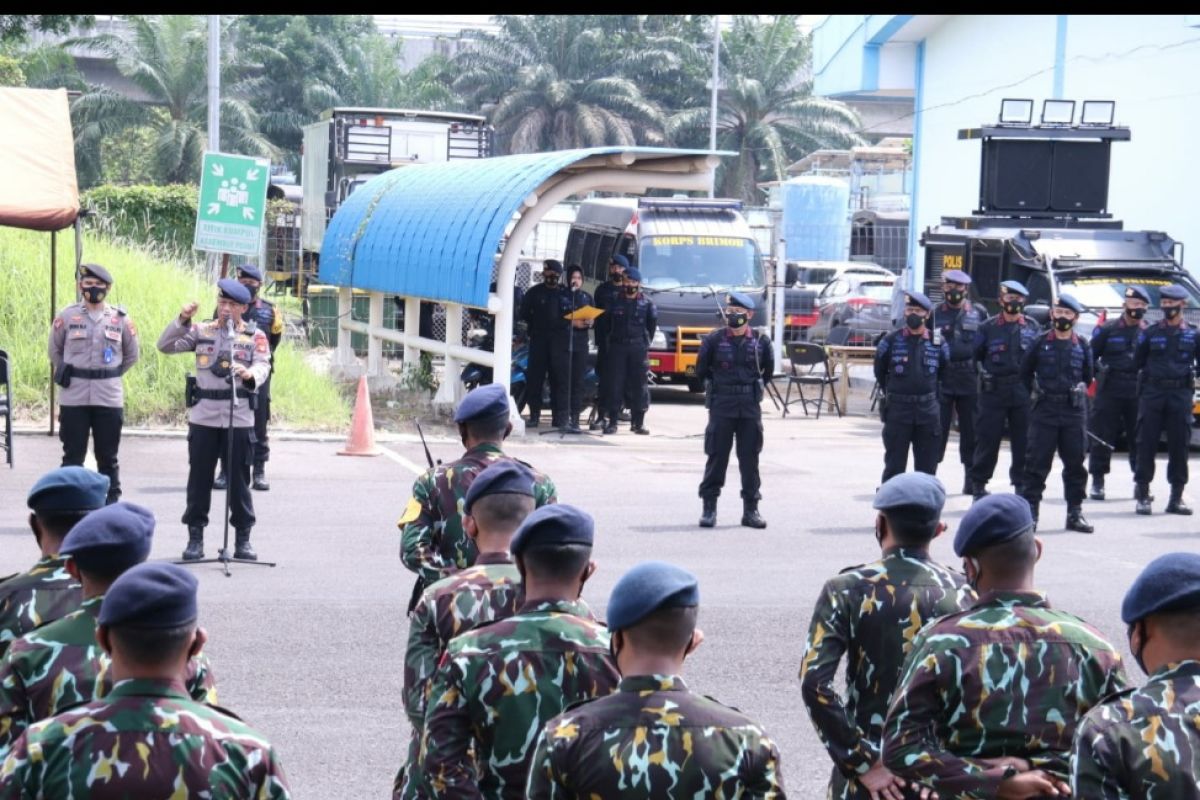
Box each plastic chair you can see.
[782,342,843,419]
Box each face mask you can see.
[945,290,965,305]
[1003,301,1024,315]
[543,275,559,286]
[1164,306,1182,319]
[1127,307,1146,320]
[243,284,259,299]
[82,286,107,304]
[966,557,982,591]
[1053,317,1074,332]
[625,286,638,296]
[1127,622,1149,676]
[905,313,925,330]
[609,272,623,283]
[727,312,748,329]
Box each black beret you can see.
[954,493,1034,557]
[27,466,109,513]
[510,504,594,556]
[464,461,536,514]
[607,561,699,631]
[454,384,510,424]
[99,562,199,629]
[79,263,113,285]
[1124,286,1151,304]
[217,278,252,304]
[236,264,264,282]
[60,502,155,574]
[1122,552,1200,624]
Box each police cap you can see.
[727,292,756,311]
[904,291,933,312]
[610,254,630,269]
[510,504,594,557]
[453,383,510,424]
[1122,552,1200,624]
[79,263,113,285]
[60,501,155,574]
[953,493,1035,557]
[464,461,536,515]
[942,270,972,286]
[1055,294,1085,315]
[1160,284,1189,301]
[99,562,199,629]
[607,561,700,632]
[999,280,1030,297]
[873,472,946,523]
[217,278,252,304]
[1124,285,1151,304]
[27,466,110,513]
[236,264,264,282]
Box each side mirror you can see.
[1024,304,1051,325]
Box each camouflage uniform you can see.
[396,553,524,800]
[527,674,787,798]
[882,589,1129,796]
[0,677,290,798]
[0,596,217,753]
[1071,659,1200,799]
[399,443,556,583]
[0,558,81,658]
[800,547,974,799]
[421,598,619,799]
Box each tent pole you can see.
[49,230,56,436]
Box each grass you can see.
[0,227,349,430]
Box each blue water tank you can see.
[782,176,850,261]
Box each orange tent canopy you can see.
[0,87,79,231]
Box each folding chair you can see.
[782,342,843,419]
[0,349,13,467]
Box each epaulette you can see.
[838,563,867,575]
[114,306,127,316]
[205,702,246,722]
[561,694,602,714]
[703,694,742,712]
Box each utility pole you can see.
[708,14,721,198]
[207,15,221,279]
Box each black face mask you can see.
[543,275,559,286]
[1164,306,1182,320]
[625,286,638,296]
[1127,622,1149,676]
[727,312,748,329]
[945,290,965,305]
[1003,301,1024,315]
[1127,307,1146,320]
[905,313,925,330]
[243,284,259,299]
[82,286,107,304]
[1053,317,1074,332]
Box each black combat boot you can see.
[589,414,605,431]
[972,483,989,502]
[1066,506,1094,533]
[1135,483,1153,515]
[603,419,618,435]
[182,526,204,561]
[1166,485,1193,515]
[961,477,973,496]
[1028,502,1039,532]
[234,528,258,560]
[213,468,228,490]
[699,498,717,528]
[1089,475,1105,501]
[253,463,270,491]
[741,499,767,529]
[527,409,540,429]
[568,414,582,432]
[631,413,649,435]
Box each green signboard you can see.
[193,152,270,256]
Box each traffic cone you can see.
[339,375,382,456]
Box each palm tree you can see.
[669,16,865,202]
[452,15,665,153]
[70,15,274,184]
[340,36,464,112]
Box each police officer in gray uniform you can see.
[157,279,271,561]
[49,264,140,505]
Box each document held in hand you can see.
[563,306,604,321]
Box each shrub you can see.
[82,184,199,256]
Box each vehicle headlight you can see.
[651,330,667,350]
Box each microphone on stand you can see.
[226,315,240,408]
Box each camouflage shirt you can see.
[882,590,1129,797]
[0,557,82,659]
[800,547,974,799]
[526,674,787,799]
[1071,659,1200,799]
[421,598,620,799]
[0,677,290,798]
[0,596,217,754]
[399,443,556,583]
[397,553,524,800]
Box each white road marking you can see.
[378,444,424,476]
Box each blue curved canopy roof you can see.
[317,147,717,308]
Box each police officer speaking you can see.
[696,292,773,529]
[49,263,140,505]
[1133,283,1198,515]
[874,291,948,484]
[590,254,628,431]
[1087,285,1149,501]
[603,267,657,436]
[156,279,271,561]
[519,259,569,428]
[933,269,985,493]
[1019,295,1094,533]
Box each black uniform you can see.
[969,314,1042,493]
[1133,320,1199,489]
[1019,331,1093,510]
[557,287,594,424]
[874,328,947,483]
[593,280,622,424]
[604,291,658,428]
[696,328,774,503]
[1088,316,1144,480]
[933,301,984,468]
[519,282,570,425]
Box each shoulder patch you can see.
[397,496,423,526]
[53,316,64,330]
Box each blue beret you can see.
[27,466,109,513]
[624,267,642,283]
[79,263,113,284]
[542,259,562,273]
[1122,552,1200,624]
[235,264,263,282]
[1160,284,1189,301]
[454,383,510,424]
[1124,285,1151,304]
[60,501,155,574]
[999,280,1030,297]
[954,494,1034,557]
[99,562,199,629]
[217,278,251,304]
[873,472,946,520]
[607,561,700,632]
[727,292,756,311]
[904,291,932,312]
[510,504,594,556]
[942,269,972,285]
[464,461,536,514]
[1055,294,1084,314]
[610,254,630,269]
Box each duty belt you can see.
[71,366,122,380]
[196,388,253,401]
[947,360,976,370]
[1147,377,1195,389]
[609,337,646,346]
[887,392,937,403]
[711,384,754,395]
[1040,392,1073,402]
[982,373,1022,385]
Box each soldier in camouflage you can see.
[420,504,619,799]
[0,502,216,754]
[399,383,556,587]
[0,468,106,658]
[801,472,972,800]
[395,460,539,800]
[0,562,291,797]
[528,561,786,798]
[882,493,1128,798]
[1071,551,1200,798]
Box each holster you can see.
[752,380,764,404]
[704,379,714,410]
[981,375,994,393]
[185,375,199,408]
[1070,382,1087,410]
[878,394,888,420]
[54,362,72,388]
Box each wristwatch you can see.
[1001,764,1018,780]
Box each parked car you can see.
[784,260,892,292]
[808,272,896,345]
